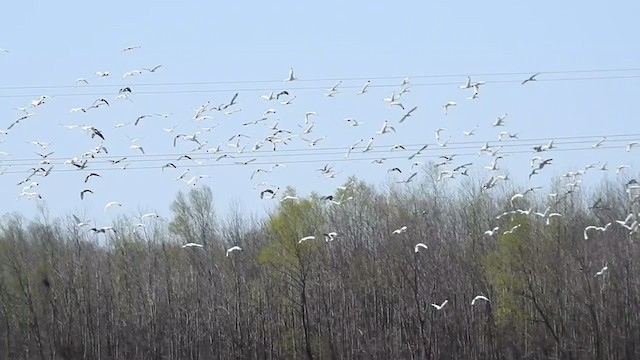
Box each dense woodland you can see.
[1,170,639,360]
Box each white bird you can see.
[141,212,159,220]
[19,191,43,200]
[592,137,606,148]
[280,96,296,105]
[186,174,211,186]
[285,67,297,81]
[627,142,639,152]
[122,69,142,79]
[584,223,612,240]
[362,138,375,152]
[392,226,407,235]
[104,201,122,212]
[356,80,371,95]
[226,246,243,257]
[96,71,110,77]
[467,86,480,100]
[130,144,145,154]
[493,114,507,127]
[376,120,395,135]
[345,118,364,127]
[471,295,490,306]
[181,243,204,248]
[594,265,608,277]
[617,165,631,174]
[431,300,448,310]
[280,195,299,202]
[463,126,478,136]
[510,193,524,208]
[484,227,500,236]
[414,243,428,253]
[21,182,39,192]
[435,128,447,141]
[345,139,364,158]
[304,111,318,124]
[442,101,456,115]
[260,91,275,101]
[399,106,418,123]
[323,232,338,242]
[298,235,316,243]
[459,76,473,89]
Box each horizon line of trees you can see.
[1,169,639,359]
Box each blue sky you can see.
[1,1,639,223]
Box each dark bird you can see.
[521,72,540,85]
[80,189,94,200]
[276,90,289,99]
[84,173,101,183]
[142,65,162,72]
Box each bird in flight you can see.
[143,65,162,73]
[471,295,490,305]
[392,226,407,234]
[414,243,428,253]
[122,45,141,52]
[285,68,297,81]
[104,201,122,212]
[182,243,204,248]
[431,300,448,310]
[356,80,371,95]
[226,246,243,257]
[521,72,540,85]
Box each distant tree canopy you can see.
[0,174,638,359]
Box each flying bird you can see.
[182,243,204,248]
[142,65,162,72]
[84,173,101,183]
[285,68,297,81]
[104,201,122,212]
[80,189,94,200]
[399,106,418,123]
[431,300,448,310]
[521,72,540,85]
[471,295,490,305]
[414,243,428,253]
[442,101,456,115]
[356,80,371,95]
[392,226,407,234]
[122,45,141,52]
[226,246,243,257]
[298,235,316,243]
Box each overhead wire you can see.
[1,67,639,91]
[0,142,636,176]
[1,73,640,99]
[1,132,638,164]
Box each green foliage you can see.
[484,216,535,326]
[169,185,216,245]
[258,198,326,269]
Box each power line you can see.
[1,67,638,91]
[0,144,632,176]
[1,141,636,177]
[1,132,637,165]
[2,75,640,99]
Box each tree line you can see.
[0,170,639,360]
